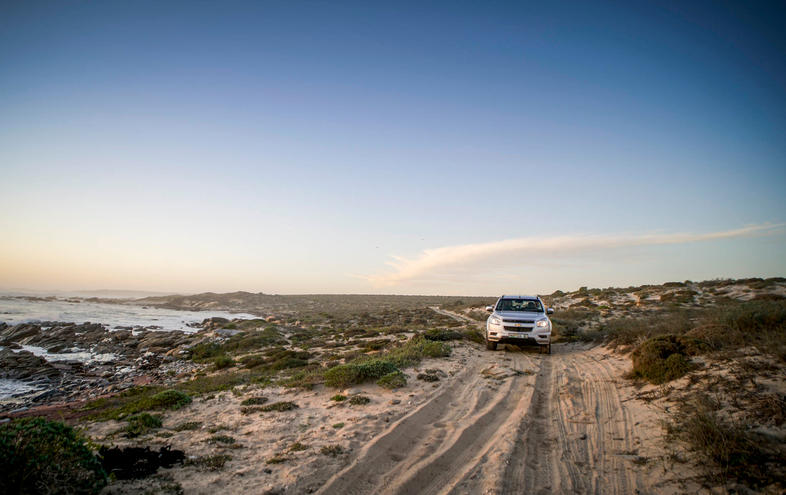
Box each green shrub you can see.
[348,395,370,405]
[0,418,107,494]
[630,335,705,384]
[270,357,309,370]
[189,342,225,361]
[323,359,399,388]
[260,401,298,412]
[321,445,344,456]
[423,329,463,341]
[668,394,778,488]
[417,372,440,382]
[149,389,192,409]
[288,441,308,452]
[177,373,246,395]
[279,368,323,389]
[460,328,485,344]
[206,434,236,445]
[239,354,266,368]
[330,394,347,402]
[385,336,451,368]
[185,454,231,471]
[125,413,163,438]
[83,387,192,420]
[213,355,235,370]
[240,397,268,406]
[172,421,201,431]
[377,371,407,389]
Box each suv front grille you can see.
[504,326,533,331]
[502,319,534,324]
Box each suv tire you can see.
[486,339,497,351]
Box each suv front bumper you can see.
[487,329,551,345]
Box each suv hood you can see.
[494,311,546,320]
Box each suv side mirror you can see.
[547,308,554,315]
[485,305,494,313]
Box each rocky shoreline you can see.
[0,320,236,415]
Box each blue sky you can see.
[1,1,784,295]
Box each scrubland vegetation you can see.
[543,278,786,490]
[3,277,784,493]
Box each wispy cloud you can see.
[364,224,785,286]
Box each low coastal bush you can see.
[0,418,107,494]
[212,355,235,370]
[239,348,310,371]
[423,329,463,341]
[376,371,407,389]
[321,445,344,456]
[348,395,370,405]
[206,434,235,445]
[189,327,286,362]
[667,394,780,488]
[84,387,192,420]
[185,454,232,471]
[288,441,308,452]
[630,335,708,384]
[172,421,201,431]
[148,389,192,409]
[125,413,163,437]
[385,336,451,368]
[460,327,485,345]
[324,359,399,388]
[240,396,268,406]
[260,401,298,412]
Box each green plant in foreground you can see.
[321,444,344,456]
[289,441,308,452]
[330,394,347,402]
[0,418,107,494]
[206,434,236,445]
[260,401,299,412]
[377,370,407,389]
[668,394,778,488]
[186,454,231,471]
[172,421,202,432]
[125,413,163,438]
[323,359,399,388]
[348,395,370,405]
[213,355,235,370]
[630,335,707,384]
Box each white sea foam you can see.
[0,297,256,333]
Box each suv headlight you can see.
[489,316,502,325]
[536,319,549,328]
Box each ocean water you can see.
[0,297,259,401]
[0,296,257,333]
[0,378,46,401]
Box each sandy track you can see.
[500,346,644,494]
[319,343,664,495]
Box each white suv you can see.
[485,295,554,354]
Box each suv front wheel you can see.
[485,333,497,351]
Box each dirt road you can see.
[318,341,670,495]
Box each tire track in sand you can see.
[317,349,539,495]
[502,346,645,494]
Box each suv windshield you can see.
[496,299,543,313]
